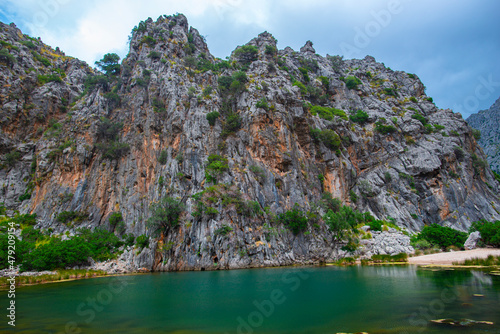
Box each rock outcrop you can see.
[1,15,499,271]
[464,231,481,250]
[467,97,500,174]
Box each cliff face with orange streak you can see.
[1,15,500,271]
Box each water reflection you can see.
[1,266,499,334]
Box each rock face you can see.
[464,231,481,250]
[358,229,413,258]
[467,97,500,174]
[1,15,500,271]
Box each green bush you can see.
[323,206,363,247]
[83,75,109,93]
[104,92,121,106]
[21,226,44,244]
[319,76,330,90]
[293,80,307,95]
[0,234,32,269]
[122,233,135,247]
[320,192,341,213]
[135,235,149,249]
[205,154,229,183]
[423,124,434,134]
[202,86,213,98]
[214,225,233,237]
[375,123,397,135]
[0,49,16,66]
[265,45,277,56]
[344,76,362,90]
[148,51,161,60]
[152,98,166,113]
[10,213,37,226]
[78,228,123,261]
[416,224,467,249]
[328,55,344,72]
[147,197,185,236]
[21,238,91,271]
[493,171,500,182]
[471,153,487,176]
[350,110,369,124]
[158,150,168,165]
[472,129,481,140]
[222,114,242,137]
[299,67,310,82]
[411,112,427,125]
[4,151,21,167]
[368,220,383,231]
[383,87,396,96]
[31,51,51,66]
[277,205,308,235]
[319,129,341,150]
[97,117,122,141]
[20,40,37,49]
[141,36,157,47]
[109,212,124,231]
[20,228,122,271]
[37,74,62,85]
[95,141,130,160]
[310,105,348,121]
[233,45,259,64]
[95,117,129,159]
[470,220,500,247]
[349,190,358,203]
[56,211,88,224]
[95,53,120,76]
[206,111,220,126]
[411,239,431,250]
[256,97,270,111]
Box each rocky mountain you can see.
[467,97,500,174]
[1,14,499,271]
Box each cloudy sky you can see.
[1,0,499,118]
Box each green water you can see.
[2,266,500,333]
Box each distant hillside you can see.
[467,97,500,174]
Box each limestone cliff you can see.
[467,97,500,174]
[1,15,499,271]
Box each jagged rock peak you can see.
[300,40,315,54]
[127,13,210,63]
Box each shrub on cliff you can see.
[95,53,121,76]
[205,154,229,183]
[233,45,258,64]
[56,211,88,225]
[147,197,185,236]
[310,105,348,121]
[277,204,308,235]
[344,76,362,90]
[350,110,369,124]
[206,111,220,126]
[109,212,125,234]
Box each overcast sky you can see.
[1,0,499,118]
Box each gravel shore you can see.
[408,248,500,265]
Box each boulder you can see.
[464,231,481,250]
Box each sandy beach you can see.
[408,248,500,265]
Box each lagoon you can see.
[2,266,500,333]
